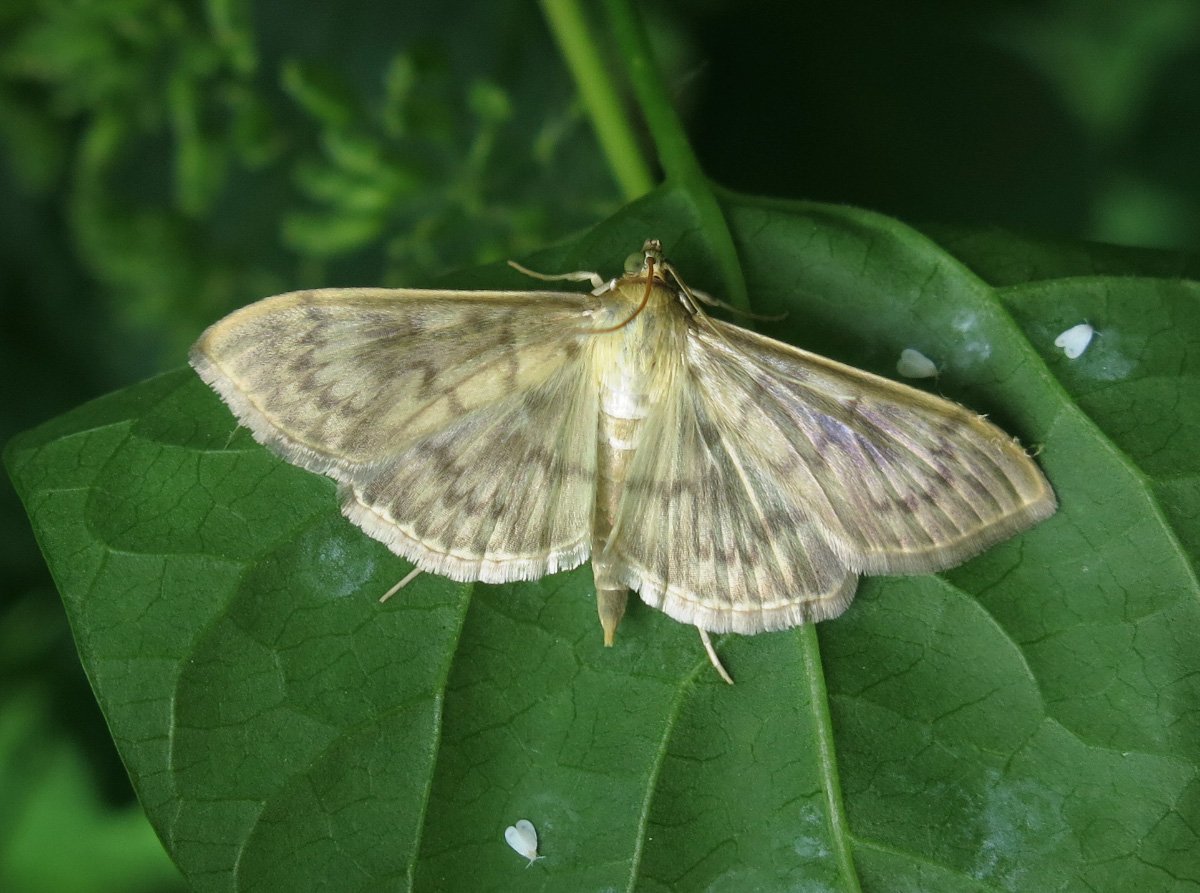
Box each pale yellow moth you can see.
[190,240,1056,683]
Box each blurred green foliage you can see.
[685,0,1200,250]
[2,2,616,889]
[0,0,617,363]
[2,0,1197,890]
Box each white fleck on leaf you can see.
[1054,323,1094,359]
[504,819,542,865]
[897,348,938,378]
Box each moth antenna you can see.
[507,259,605,291]
[690,286,786,321]
[663,262,786,322]
[690,300,739,353]
[705,299,787,323]
[587,255,656,334]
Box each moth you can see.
[191,239,1056,683]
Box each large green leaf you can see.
[8,187,1199,891]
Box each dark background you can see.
[3,1,1197,888]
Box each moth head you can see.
[641,238,664,263]
[624,239,665,278]
[616,240,704,321]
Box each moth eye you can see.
[623,252,644,274]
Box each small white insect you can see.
[896,347,938,379]
[504,819,542,865]
[1054,323,1094,359]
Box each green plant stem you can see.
[539,0,655,202]
[601,0,748,310]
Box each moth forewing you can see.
[190,287,598,466]
[190,285,605,587]
[190,241,1056,682]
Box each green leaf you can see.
[8,188,1200,891]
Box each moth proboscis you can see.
[191,239,1056,683]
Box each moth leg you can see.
[698,629,735,685]
[506,259,604,291]
[379,566,422,603]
